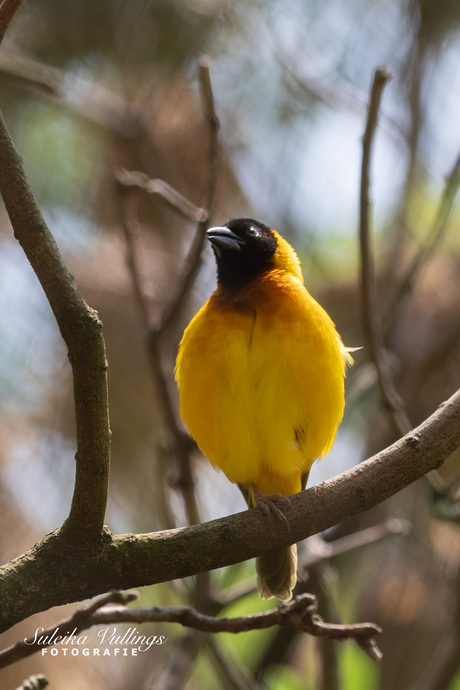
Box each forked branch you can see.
[0,590,382,669]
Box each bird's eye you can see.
[248,226,260,238]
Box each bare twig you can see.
[222,519,411,606]
[0,51,136,134]
[0,591,137,669]
[149,334,203,527]
[150,630,204,690]
[117,57,220,535]
[0,50,64,97]
[359,67,412,436]
[412,560,460,690]
[386,148,460,326]
[117,186,202,528]
[0,0,23,45]
[91,595,382,656]
[155,55,220,335]
[302,518,411,569]
[118,184,202,527]
[121,195,153,326]
[156,56,220,601]
[0,590,382,670]
[152,56,220,598]
[116,168,208,223]
[310,567,342,690]
[249,520,410,677]
[206,636,260,690]
[412,635,460,690]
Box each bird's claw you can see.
[253,489,291,532]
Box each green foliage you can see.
[263,662,311,690]
[217,591,275,671]
[16,102,100,208]
[341,640,380,690]
[448,669,460,690]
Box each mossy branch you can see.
[0,386,459,633]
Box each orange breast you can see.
[175,270,347,495]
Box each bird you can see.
[175,218,352,601]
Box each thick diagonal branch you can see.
[0,0,23,44]
[0,387,459,633]
[0,110,111,536]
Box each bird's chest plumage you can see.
[176,274,346,493]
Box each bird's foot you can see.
[253,489,291,532]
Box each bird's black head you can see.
[206,218,278,287]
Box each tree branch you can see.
[205,635,259,690]
[153,55,220,335]
[359,66,412,436]
[115,168,208,223]
[0,0,23,45]
[300,518,411,570]
[0,590,382,670]
[1,43,460,678]
[386,147,460,327]
[151,630,205,690]
[0,387,459,633]
[116,56,220,532]
[0,591,137,669]
[412,555,460,690]
[0,109,111,537]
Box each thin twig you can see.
[88,596,383,654]
[0,591,137,669]
[206,636,260,690]
[0,50,64,97]
[359,67,412,436]
[117,57,221,532]
[412,635,460,690]
[310,566,341,690]
[412,558,460,690]
[118,190,202,526]
[0,591,382,670]
[0,0,23,45]
[121,194,153,326]
[149,335,202,526]
[386,148,460,326]
[117,189,200,533]
[222,519,411,606]
[161,56,220,601]
[116,168,208,223]
[253,521,408,680]
[0,51,136,134]
[158,57,220,601]
[302,518,411,568]
[149,630,204,690]
[154,55,220,335]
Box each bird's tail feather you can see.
[256,544,297,601]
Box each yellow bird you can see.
[175,218,351,601]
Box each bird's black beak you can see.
[206,226,245,254]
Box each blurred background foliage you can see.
[1,0,460,688]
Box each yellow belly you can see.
[175,273,347,497]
